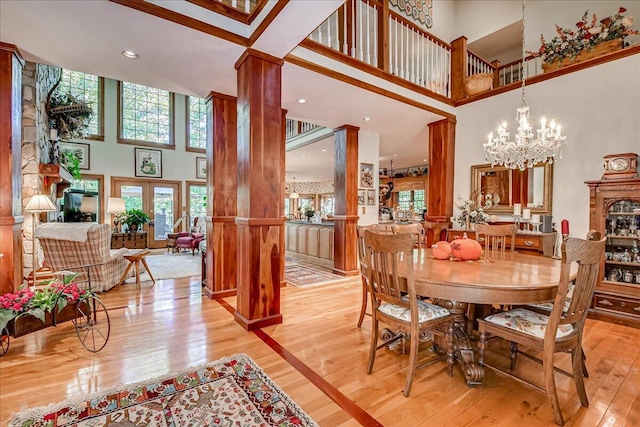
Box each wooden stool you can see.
[119,249,155,290]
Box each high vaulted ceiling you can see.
[0,0,451,182]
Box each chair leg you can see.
[403,328,420,397]
[581,347,589,378]
[447,321,455,377]
[477,324,487,367]
[543,348,565,426]
[357,277,368,328]
[573,346,589,407]
[509,342,518,370]
[367,316,379,375]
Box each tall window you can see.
[56,69,102,137]
[119,82,173,146]
[187,96,207,150]
[188,183,207,220]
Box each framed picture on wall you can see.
[358,189,366,205]
[359,163,374,188]
[366,189,376,205]
[59,142,90,170]
[135,148,162,178]
[196,157,206,179]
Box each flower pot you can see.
[129,223,139,232]
[542,38,623,72]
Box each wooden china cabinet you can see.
[585,155,640,328]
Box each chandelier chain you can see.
[483,0,567,171]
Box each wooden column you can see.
[204,92,238,299]
[332,124,360,277]
[234,49,284,330]
[428,118,456,220]
[0,43,25,295]
[450,36,468,101]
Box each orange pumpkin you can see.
[450,236,483,260]
[431,241,452,260]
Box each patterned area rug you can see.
[285,262,350,287]
[8,354,317,427]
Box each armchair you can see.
[35,222,130,292]
[175,216,205,255]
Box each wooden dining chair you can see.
[474,223,517,253]
[423,220,450,247]
[356,224,382,328]
[477,234,606,426]
[391,223,426,249]
[363,230,454,397]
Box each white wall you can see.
[454,54,640,238]
[358,130,380,225]
[71,78,205,216]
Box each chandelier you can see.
[483,0,567,171]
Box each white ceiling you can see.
[0,0,447,182]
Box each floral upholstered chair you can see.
[175,216,205,255]
[36,222,130,292]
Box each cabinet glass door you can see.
[604,200,640,284]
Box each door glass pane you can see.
[121,185,143,211]
[154,187,174,240]
[189,185,206,219]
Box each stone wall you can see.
[21,62,61,279]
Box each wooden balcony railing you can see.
[307,0,640,104]
[286,119,321,141]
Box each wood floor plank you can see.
[1,276,640,426]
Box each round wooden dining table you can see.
[404,250,572,386]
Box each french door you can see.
[112,178,181,249]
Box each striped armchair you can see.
[35,222,129,292]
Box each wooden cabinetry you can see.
[586,178,640,328]
[111,232,147,249]
[445,229,557,257]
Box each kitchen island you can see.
[285,220,334,268]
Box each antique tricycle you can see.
[0,265,110,356]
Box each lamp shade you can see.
[25,195,56,212]
[80,196,98,213]
[107,197,126,213]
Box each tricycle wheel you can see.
[0,328,9,356]
[73,296,110,352]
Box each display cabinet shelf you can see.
[586,175,640,328]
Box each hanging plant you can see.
[47,80,93,140]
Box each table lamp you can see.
[25,194,57,287]
[80,196,98,222]
[107,197,126,232]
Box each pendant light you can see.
[289,177,299,199]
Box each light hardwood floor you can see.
[1,275,639,426]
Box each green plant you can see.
[60,150,82,179]
[0,278,86,332]
[117,208,151,229]
[534,6,639,65]
[47,91,93,140]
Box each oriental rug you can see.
[284,262,352,287]
[8,353,318,427]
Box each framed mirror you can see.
[470,163,553,214]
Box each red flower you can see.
[620,7,627,13]
[576,21,584,28]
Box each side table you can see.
[119,249,155,290]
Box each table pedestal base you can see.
[434,299,484,386]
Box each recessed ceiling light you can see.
[423,159,428,162]
[122,50,139,59]
[363,117,372,122]
[297,98,307,104]
[321,149,327,152]
[393,154,398,157]
[301,155,307,158]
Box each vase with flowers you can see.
[534,6,639,72]
[453,196,490,231]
